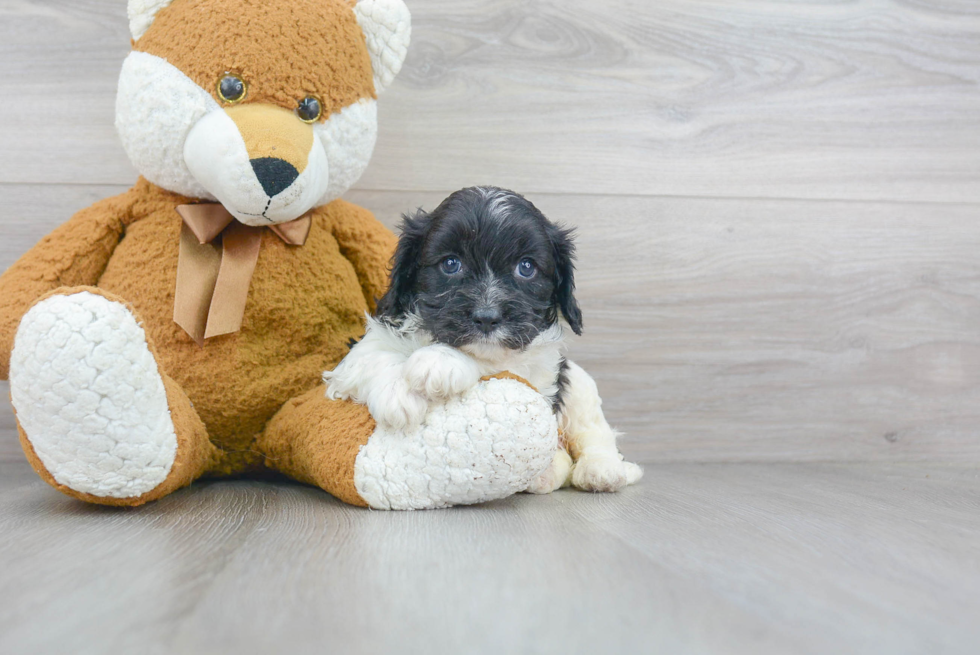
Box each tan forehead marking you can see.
[134,0,376,119]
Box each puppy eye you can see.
[516,258,536,279]
[297,96,322,123]
[441,257,462,275]
[217,73,247,103]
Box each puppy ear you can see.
[550,224,583,335]
[375,209,431,319]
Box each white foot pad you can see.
[354,378,558,510]
[10,291,177,499]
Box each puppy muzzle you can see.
[471,306,503,336]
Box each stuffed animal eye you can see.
[441,257,462,275]
[297,96,322,123]
[217,74,247,103]
[516,258,536,279]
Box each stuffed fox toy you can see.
[0,0,558,510]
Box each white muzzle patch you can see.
[116,51,379,221]
[183,110,330,225]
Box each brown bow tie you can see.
[173,203,312,345]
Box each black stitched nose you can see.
[472,307,502,334]
[250,157,299,197]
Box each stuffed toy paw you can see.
[10,290,556,509]
[1,0,559,510]
[262,375,558,510]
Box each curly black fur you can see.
[375,187,582,350]
[551,357,571,413]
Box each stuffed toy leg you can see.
[10,287,557,509]
[259,375,558,510]
[3,0,560,509]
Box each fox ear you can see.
[353,0,412,93]
[128,0,174,41]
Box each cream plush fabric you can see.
[0,0,560,510]
[11,292,178,498]
[355,378,558,510]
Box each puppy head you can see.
[376,187,583,352]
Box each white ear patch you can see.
[353,0,412,93]
[128,0,174,40]
[314,98,378,204]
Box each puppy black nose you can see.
[472,308,502,334]
[250,157,299,197]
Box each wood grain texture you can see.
[2,185,979,463]
[1,1,979,201]
[365,0,980,202]
[1,459,978,654]
[346,190,980,463]
[3,2,980,653]
[0,1,134,185]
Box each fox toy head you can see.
[116,0,410,225]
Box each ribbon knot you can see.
[173,203,312,345]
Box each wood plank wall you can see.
[1,0,979,463]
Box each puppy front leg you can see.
[403,343,481,401]
[323,323,428,430]
[560,361,643,492]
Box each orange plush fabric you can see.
[0,0,408,505]
[4,0,567,512]
[93,178,395,460]
[1,178,395,504]
[0,190,139,379]
[13,286,220,506]
[0,0,435,508]
[135,0,376,118]
[259,385,376,507]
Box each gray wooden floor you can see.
[2,460,978,654]
[2,1,980,653]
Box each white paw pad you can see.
[354,378,558,510]
[10,292,177,499]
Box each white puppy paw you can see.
[525,449,573,494]
[404,344,481,401]
[367,378,429,430]
[571,455,643,493]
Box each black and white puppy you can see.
[324,187,641,493]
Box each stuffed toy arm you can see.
[328,200,399,313]
[0,189,135,378]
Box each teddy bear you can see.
[0,0,558,510]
